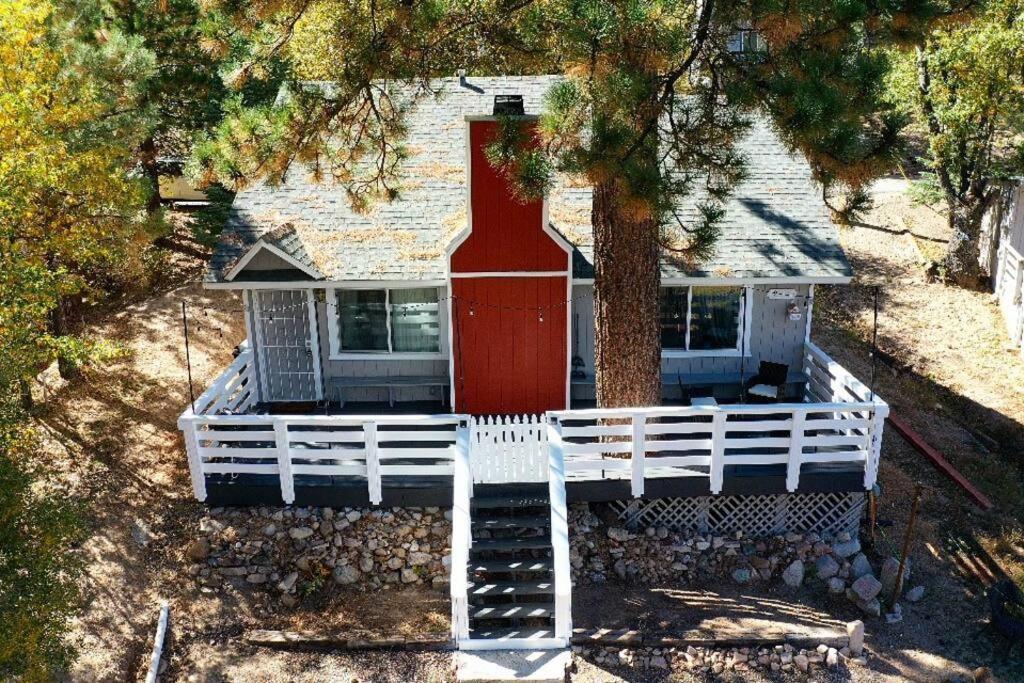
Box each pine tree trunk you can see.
[943,204,984,289]
[592,180,662,407]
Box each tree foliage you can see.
[0,1,150,674]
[887,0,1024,285]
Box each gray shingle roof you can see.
[207,75,852,284]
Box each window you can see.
[334,287,442,355]
[660,286,746,353]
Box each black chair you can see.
[744,361,789,404]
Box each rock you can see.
[732,568,752,584]
[833,538,861,559]
[880,557,910,596]
[332,565,360,585]
[906,585,925,602]
[828,577,846,594]
[613,559,627,580]
[847,620,864,656]
[289,527,315,541]
[400,568,418,583]
[262,523,277,537]
[885,603,903,624]
[246,573,267,584]
[650,655,668,669]
[359,557,374,572]
[815,555,840,580]
[794,654,809,672]
[850,553,873,579]
[131,519,154,547]
[782,560,804,588]
[280,593,298,607]
[607,527,630,542]
[850,574,883,603]
[346,510,362,523]
[277,572,298,592]
[826,648,839,667]
[857,597,882,617]
[408,551,433,566]
[185,538,210,561]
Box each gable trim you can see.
[224,241,323,282]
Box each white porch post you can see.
[709,412,726,494]
[630,415,646,498]
[274,419,295,504]
[365,422,381,505]
[786,409,807,492]
[865,403,888,489]
[180,416,207,501]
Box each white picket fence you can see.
[470,415,548,484]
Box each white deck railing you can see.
[546,342,888,495]
[546,423,572,644]
[179,341,886,500]
[450,426,472,644]
[177,348,468,503]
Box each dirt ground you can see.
[28,188,1024,681]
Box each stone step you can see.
[471,602,555,620]
[473,515,550,530]
[471,559,553,574]
[469,582,555,598]
[471,537,551,552]
[456,649,570,683]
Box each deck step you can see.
[468,627,557,641]
[472,537,551,552]
[473,515,550,530]
[471,603,555,620]
[471,559,553,573]
[469,582,555,597]
[472,495,550,509]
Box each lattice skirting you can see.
[608,492,866,538]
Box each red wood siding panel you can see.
[451,276,568,415]
[450,120,567,273]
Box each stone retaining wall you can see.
[186,506,451,602]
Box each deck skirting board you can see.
[202,469,866,508]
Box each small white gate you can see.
[470,414,548,483]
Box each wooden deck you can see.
[178,340,887,508]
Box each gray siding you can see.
[570,283,811,401]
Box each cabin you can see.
[179,75,887,651]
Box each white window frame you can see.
[327,285,447,361]
[661,285,753,358]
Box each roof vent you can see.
[493,94,525,116]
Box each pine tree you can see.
[887,0,1024,287]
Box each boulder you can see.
[828,577,846,594]
[880,557,910,596]
[833,538,861,559]
[850,574,882,603]
[401,568,419,583]
[782,560,804,588]
[332,564,360,585]
[732,568,752,584]
[850,553,873,579]
[847,620,864,656]
[185,538,210,561]
[607,527,630,542]
[815,555,840,580]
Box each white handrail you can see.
[546,419,572,643]
[450,422,472,643]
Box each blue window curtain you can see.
[689,286,742,350]
[389,288,441,353]
[338,289,388,351]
